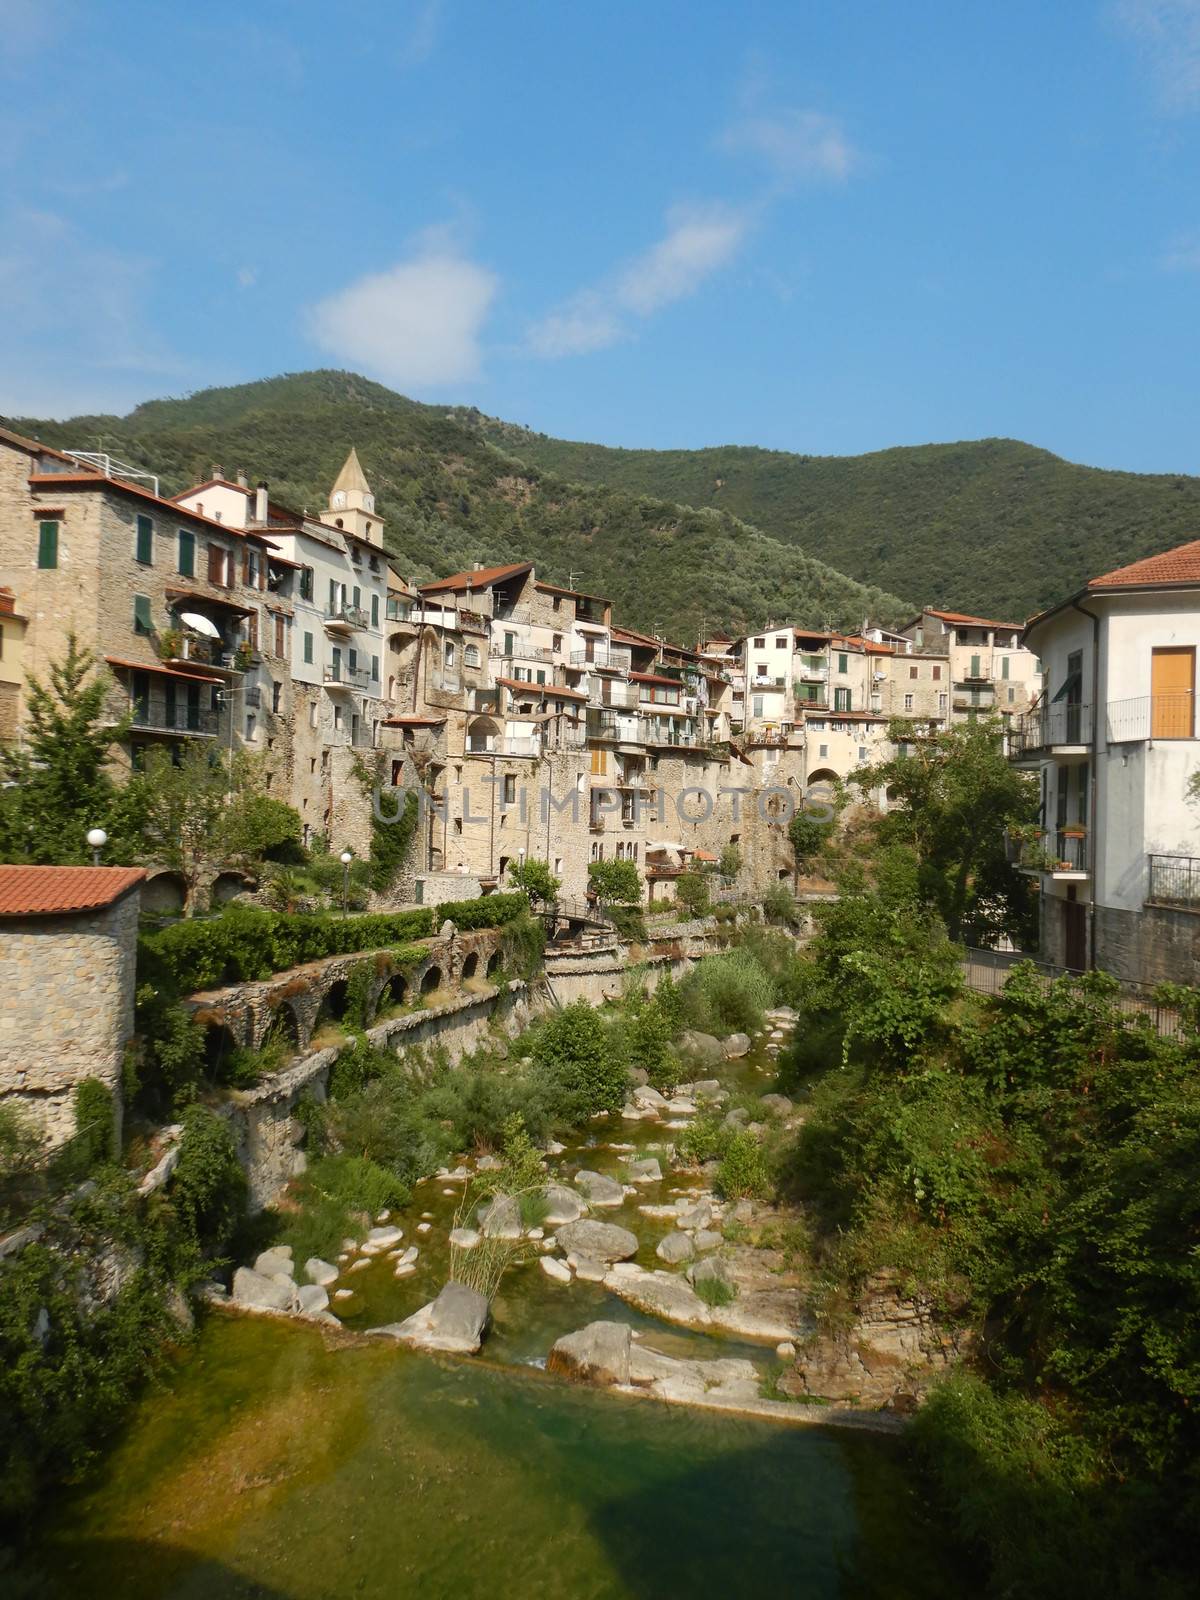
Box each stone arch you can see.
[805,768,840,792]
[262,1002,301,1054]
[420,964,442,996]
[466,714,499,754]
[203,1021,239,1078]
[486,950,503,979]
[460,950,479,980]
[316,978,350,1028]
[212,870,253,905]
[384,970,409,1009]
[142,870,186,916]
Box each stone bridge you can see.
[185,924,511,1063]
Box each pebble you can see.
[442,1188,456,1196]
[334,1288,354,1301]
[376,1210,391,1223]
[337,1253,349,1263]
[394,1262,417,1279]
[348,1258,372,1273]
[399,1246,419,1265]
[417,1222,432,1234]
[776,1341,797,1360]
[449,1228,480,1249]
[540,1256,572,1284]
[526,1226,544,1240]
[421,1212,434,1221]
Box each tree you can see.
[587,857,642,908]
[130,745,301,914]
[718,842,742,879]
[675,869,711,918]
[0,636,129,864]
[788,807,834,872]
[507,856,560,909]
[854,718,1038,946]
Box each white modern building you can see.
[1014,539,1200,981]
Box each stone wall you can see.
[1093,901,1200,986]
[0,888,140,1146]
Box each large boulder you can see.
[478,1194,522,1239]
[540,1255,572,1284]
[232,1267,294,1312]
[625,1157,662,1183]
[556,1219,639,1262]
[296,1284,330,1316]
[632,1085,669,1112]
[656,1231,694,1265]
[678,1030,723,1067]
[373,1280,490,1354]
[542,1183,586,1226]
[573,1170,625,1208]
[689,1254,734,1292]
[253,1248,293,1279]
[723,1033,752,1058]
[304,1257,339,1287]
[548,1320,632,1386]
[760,1093,794,1117]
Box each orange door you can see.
[1151,647,1195,738]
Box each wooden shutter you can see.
[178,529,195,577]
[1151,647,1194,738]
[247,608,259,649]
[274,614,286,656]
[207,543,224,584]
[37,520,58,568]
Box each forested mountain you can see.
[9,372,906,643]
[466,420,1200,623]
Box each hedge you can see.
[138,893,527,995]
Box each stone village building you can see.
[0,865,144,1146]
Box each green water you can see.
[24,1037,968,1598]
[29,1319,961,1599]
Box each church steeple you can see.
[321,447,383,546]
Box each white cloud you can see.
[1116,0,1200,109]
[527,203,751,359]
[307,240,498,389]
[720,107,857,183]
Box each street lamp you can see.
[86,827,108,867]
[339,849,353,918]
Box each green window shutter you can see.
[348,648,358,672]
[838,653,848,673]
[970,654,981,677]
[371,654,379,681]
[1001,656,1010,679]
[178,529,195,577]
[135,514,153,564]
[303,631,313,664]
[371,594,379,627]
[37,520,59,568]
[133,595,152,635]
[352,585,361,609]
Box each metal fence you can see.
[961,947,1183,1038]
[1107,690,1195,743]
[1147,853,1200,908]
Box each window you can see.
[970,654,981,678]
[299,566,314,601]
[371,593,379,628]
[348,648,358,674]
[37,519,58,569]
[1001,656,1010,680]
[309,702,318,728]
[1008,687,1015,704]
[775,635,788,649]
[1151,646,1195,738]
[273,614,286,657]
[333,705,343,730]
[244,549,261,588]
[838,653,848,673]
[371,654,379,681]
[932,664,941,680]
[833,687,851,711]
[753,637,765,648]
[909,664,918,679]
[352,585,361,610]
[207,543,228,585]
[444,641,456,668]
[502,775,517,805]
[819,743,829,758]
[752,695,764,718]
[939,692,947,711]
[858,746,868,761]
[177,529,195,577]
[133,594,152,635]
[272,680,282,714]
[135,514,153,565]
[464,644,480,668]
[245,712,256,739]
[303,631,314,664]
[904,692,914,710]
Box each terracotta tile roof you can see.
[0,865,145,917]
[631,671,682,687]
[27,473,277,548]
[496,677,588,700]
[924,608,1024,630]
[381,714,447,726]
[419,562,533,594]
[105,654,224,685]
[1088,539,1200,589]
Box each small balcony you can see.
[324,603,370,634]
[589,680,639,710]
[491,644,555,665]
[750,674,786,690]
[1108,691,1196,744]
[128,699,219,737]
[571,646,632,674]
[324,663,372,691]
[1010,702,1093,760]
[1012,828,1090,878]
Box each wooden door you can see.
[1063,898,1087,972]
[1151,647,1194,738]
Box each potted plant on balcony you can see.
[156,625,182,661]
[234,641,254,672]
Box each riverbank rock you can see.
[632,1085,669,1112]
[656,1231,694,1265]
[305,1258,339,1287]
[571,1257,608,1283]
[676,1198,713,1232]
[555,1218,639,1262]
[450,1228,481,1250]
[692,1079,722,1099]
[373,1281,490,1355]
[549,1320,632,1385]
[367,1225,404,1248]
[541,1256,572,1284]
[603,1265,803,1344]
[760,1094,794,1117]
[542,1183,586,1225]
[689,1255,734,1292]
[694,1230,723,1252]
[574,1170,625,1207]
[232,1267,294,1312]
[625,1156,662,1183]
[679,1031,723,1066]
[253,1248,293,1279]
[296,1284,330,1316]
[723,1033,752,1058]
[478,1195,522,1239]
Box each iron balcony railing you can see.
[1147,852,1200,908]
[1107,691,1196,743]
[490,644,556,664]
[324,663,372,689]
[588,680,639,710]
[324,603,371,630]
[1010,701,1094,756]
[128,700,219,736]
[1011,828,1089,873]
[571,646,632,672]
[960,947,1183,1039]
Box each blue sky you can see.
[3,1,1200,472]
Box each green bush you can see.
[675,870,711,918]
[72,1079,117,1171]
[715,1129,772,1200]
[680,948,775,1035]
[693,1272,737,1308]
[170,1105,246,1254]
[531,1000,629,1119]
[306,1153,410,1216]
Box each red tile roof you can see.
[924,607,1024,630]
[0,865,145,917]
[630,671,680,687]
[27,473,277,547]
[496,677,588,700]
[419,562,533,594]
[1089,539,1200,589]
[105,655,224,685]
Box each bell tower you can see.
[322,447,384,546]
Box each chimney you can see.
[255,481,269,524]
[211,463,223,480]
[236,471,248,489]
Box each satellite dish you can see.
[179,610,221,639]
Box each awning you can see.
[382,715,446,727]
[165,586,254,617]
[105,655,222,685]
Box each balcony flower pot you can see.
[1061,827,1086,838]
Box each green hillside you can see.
[9,372,907,643]
[466,421,1200,622]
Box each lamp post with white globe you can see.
[86,827,108,867]
[339,850,353,918]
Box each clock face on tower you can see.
[332,491,345,509]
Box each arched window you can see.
[464,644,480,668]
